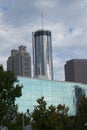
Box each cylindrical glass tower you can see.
[32,30,53,80]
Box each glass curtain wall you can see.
[16,76,87,115]
[32,30,53,80]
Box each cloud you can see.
[0,55,8,69]
[34,0,57,9]
[53,56,65,80]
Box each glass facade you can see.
[32,30,53,80]
[16,76,87,115]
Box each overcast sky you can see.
[0,0,87,80]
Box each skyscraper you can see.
[32,30,53,80]
[64,59,87,84]
[7,45,31,77]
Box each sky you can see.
[0,0,87,81]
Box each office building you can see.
[16,76,87,115]
[7,45,31,77]
[64,59,87,84]
[32,30,53,80]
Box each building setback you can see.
[7,45,31,77]
[32,30,53,80]
[64,59,87,84]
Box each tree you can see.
[75,96,87,130]
[31,97,48,130]
[0,65,23,129]
[31,97,71,130]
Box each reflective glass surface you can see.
[16,76,87,115]
[33,30,53,80]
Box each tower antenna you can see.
[41,12,43,30]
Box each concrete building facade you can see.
[7,45,31,77]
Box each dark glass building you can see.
[32,30,53,80]
[64,59,87,84]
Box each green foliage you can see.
[0,66,23,129]
[31,97,70,130]
[31,96,87,130]
[4,112,23,130]
[32,97,48,130]
[7,112,31,130]
[75,96,87,130]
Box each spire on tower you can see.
[41,12,43,30]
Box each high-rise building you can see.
[7,45,31,77]
[64,59,87,84]
[32,30,53,80]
